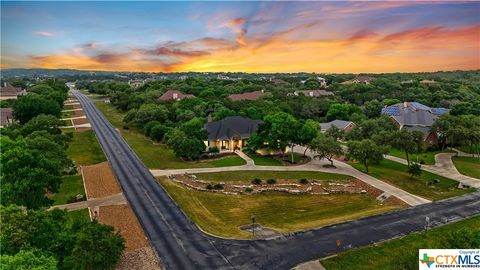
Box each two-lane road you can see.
[73,90,480,270]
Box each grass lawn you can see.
[194,170,353,182]
[95,101,246,169]
[65,209,90,223]
[63,104,74,110]
[388,148,452,165]
[52,175,85,205]
[62,110,74,118]
[458,144,480,154]
[66,130,107,165]
[321,216,480,270]
[249,154,284,166]
[351,159,473,201]
[452,156,480,179]
[159,179,403,238]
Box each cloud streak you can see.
[33,31,56,37]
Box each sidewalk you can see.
[51,192,126,211]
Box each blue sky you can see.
[1,1,479,72]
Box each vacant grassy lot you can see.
[62,110,74,118]
[321,216,480,270]
[452,156,480,179]
[194,170,353,182]
[52,175,85,205]
[388,148,451,165]
[248,154,284,166]
[159,179,402,238]
[66,209,90,223]
[351,159,473,201]
[67,130,107,165]
[95,101,246,169]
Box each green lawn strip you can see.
[66,130,107,165]
[62,110,74,118]
[248,154,284,166]
[52,175,85,205]
[194,170,353,182]
[388,148,452,165]
[159,179,402,238]
[452,156,480,179]
[211,156,246,167]
[321,216,480,270]
[65,209,91,223]
[458,144,480,155]
[63,104,74,110]
[350,159,473,201]
[95,101,245,169]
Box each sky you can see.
[1,1,479,73]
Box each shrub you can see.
[251,178,262,185]
[267,178,277,184]
[206,184,213,190]
[213,183,224,190]
[299,178,309,184]
[143,120,161,137]
[209,146,219,153]
[122,125,129,130]
[245,187,253,193]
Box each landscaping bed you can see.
[350,159,474,201]
[52,175,86,205]
[82,162,122,198]
[72,117,90,125]
[97,205,148,251]
[115,246,161,270]
[247,153,311,166]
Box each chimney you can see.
[261,88,265,93]
[403,101,408,108]
[207,114,213,123]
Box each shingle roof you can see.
[228,90,264,101]
[290,90,334,97]
[204,116,262,140]
[382,102,448,127]
[403,126,433,139]
[320,120,354,130]
[0,83,25,97]
[0,108,14,126]
[159,90,194,101]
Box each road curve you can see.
[73,90,480,270]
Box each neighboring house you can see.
[341,76,376,85]
[270,78,289,85]
[159,90,194,101]
[320,120,356,134]
[401,80,414,84]
[288,90,334,97]
[228,90,264,101]
[128,80,144,88]
[420,79,436,84]
[300,77,327,88]
[0,82,27,100]
[0,108,14,128]
[381,102,448,146]
[203,116,263,151]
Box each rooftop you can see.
[382,102,448,127]
[159,90,194,101]
[228,90,264,101]
[204,116,262,140]
[320,120,354,130]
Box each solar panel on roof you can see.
[382,106,400,116]
[411,102,430,111]
[431,108,448,115]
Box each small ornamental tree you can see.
[407,162,422,178]
[310,134,344,167]
[347,139,389,172]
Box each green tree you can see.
[13,95,62,124]
[150,124,169,142]
[347,139,389,172]
[407,162,422,178]
[310,134,343,167]
[326,103,362,121]
[63,221,125,270]
[363,99,383,118]
[325,125,344,140]
[0,250,57,270]
[297,119,319,156]
[392,129,423,166]
[166,129,205,160]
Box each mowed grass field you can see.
[350,159,473,201]
[66,130,107,165]
[95,101,246,169]
[452,156,480,179]
[158,171,403,238]
[321,216,480,270]
[52,175,85,205]
[387,148,451,165]
[65,209,90,223]
[248,154,284,166]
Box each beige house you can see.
[203,116,262,151]
[0,83,27,100]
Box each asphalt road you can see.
[73,90,480,270]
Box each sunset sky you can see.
[1,1,479,73]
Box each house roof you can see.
[290,90,334,97]
[0,108,14,126]
[0,83,24,97]
[342,76,376,84]
[382,102,448,127]
[402,126,433,140]
[320,120,354,130]
[204,116,263,140]
[228,90,263,101]
[159,90,194,101]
